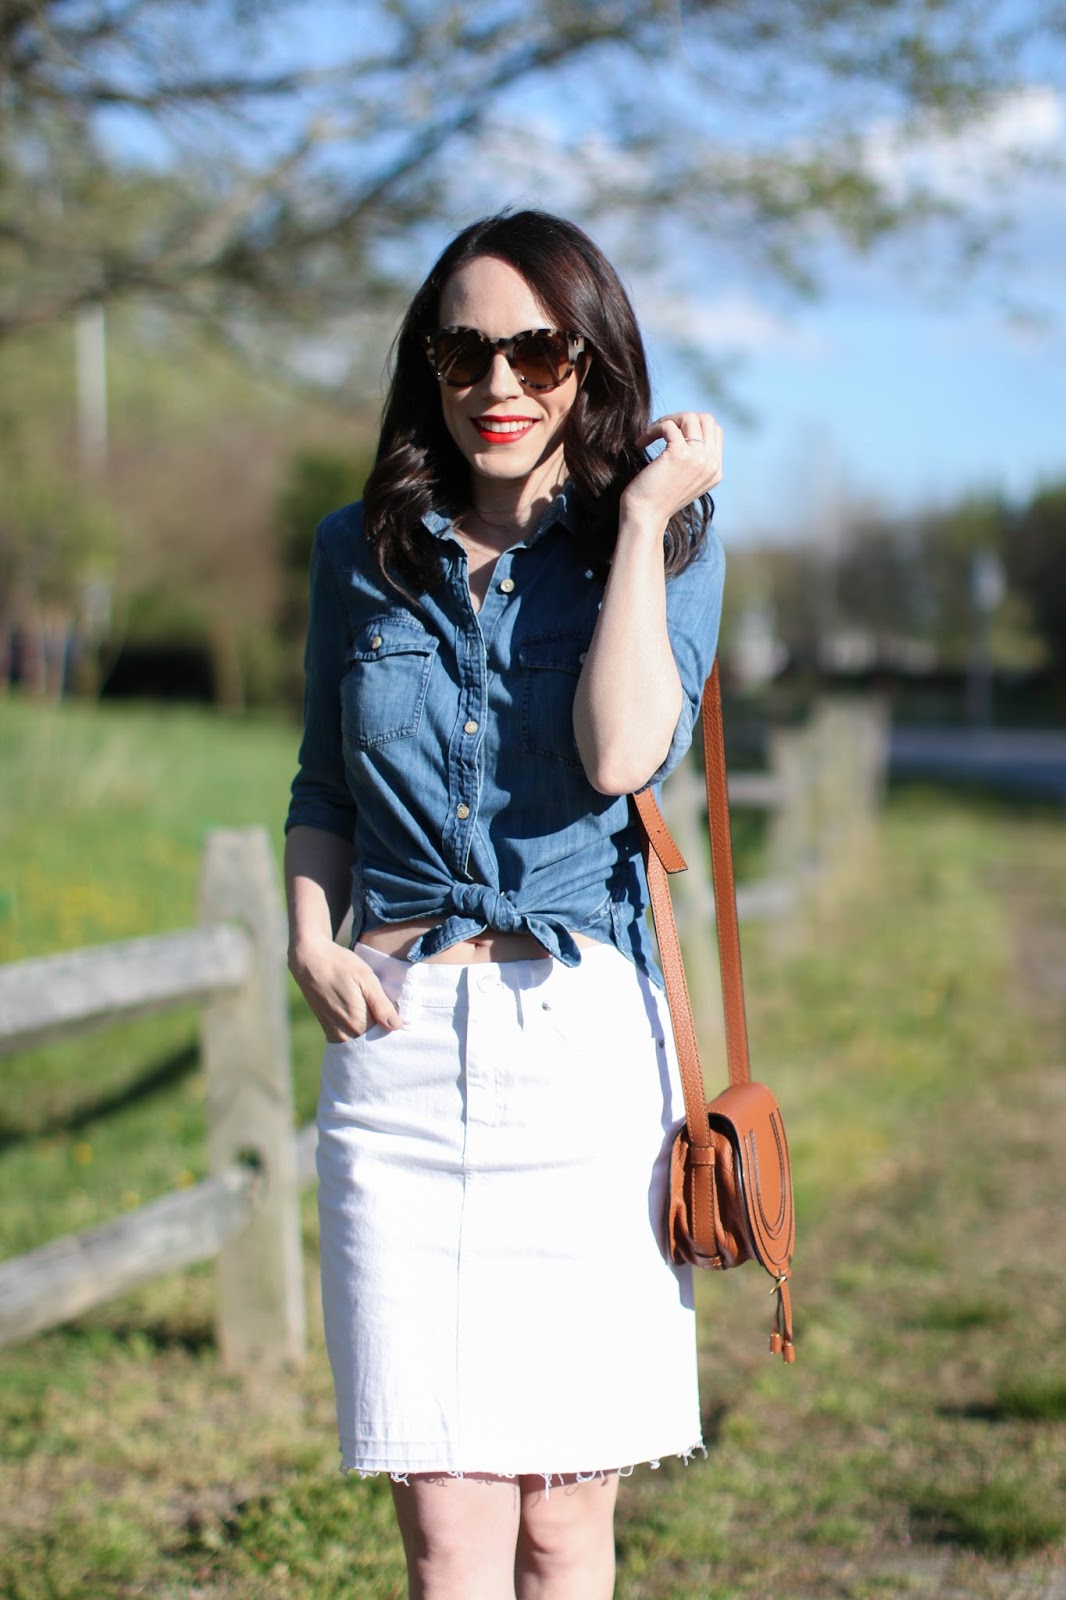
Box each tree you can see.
[2,0,1063,340]
[1008,481,1066,687]
[0,454,120,695]
[0,298,369,705]
[274,445,376,702]
[737,489,1051,684]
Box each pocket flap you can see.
[517,633,591,675]
[347,621,440,664]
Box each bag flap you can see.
[706,1080,795,1275]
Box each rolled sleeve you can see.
[651,528,726,786]
[284,522,358,841]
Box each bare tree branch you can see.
[1,0,1063,342]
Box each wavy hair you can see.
[362,209,712,590]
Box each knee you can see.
[518,1480,617,1578]
[391,1477,519,1597]
[395,1499,484,1581]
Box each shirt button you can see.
[499,577,515,594]
[369,635,382,650]
[579,652,588,663]
[456,803,470,820]
[464,719,479,734]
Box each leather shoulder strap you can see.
[700,657,752,1089]
[633,657,752,1146]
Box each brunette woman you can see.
[285,209,724,1600]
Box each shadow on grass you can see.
[699,1399,730,1450]
[908,1481,1065,1558]
[44,1314,218,1359]
[905,1295,1013,1333]
[86,1317,217,1356]
[0,1041,199,1150]
[938,1376,1066,1424]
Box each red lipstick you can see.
[472,415,537,444]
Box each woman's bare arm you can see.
[573,411,723,794]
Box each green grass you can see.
[993,1377,1066,1422]
[0,695,325,1255]
[908,1482,1066,1559]
[2,695,1066,1597]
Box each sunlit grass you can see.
[2,696,1065,1597]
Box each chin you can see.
[468,452,538,480]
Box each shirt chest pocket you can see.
[518,632,592,771]
[342,621,439,751]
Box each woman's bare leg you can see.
[390,1474,521,1600]
[514,1473,620,1600]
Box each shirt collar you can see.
[421,483,578,547]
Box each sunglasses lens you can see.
[433,331,490,386]
[430,330,576,388]
[512,332,571,387]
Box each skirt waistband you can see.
[353,937,623,1003]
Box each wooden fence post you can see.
[810,700,852,867]
[766,723,819,889]
[198,829,306,1372]
[810,697,889,880]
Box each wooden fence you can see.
[0,697,886,1370]
[0,830,308,1370]
[664,695,888,1041]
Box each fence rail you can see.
[0,1164,260,1347]
[0,828,306,1371]
[0,925,252,1058]
[0,697,887,1369]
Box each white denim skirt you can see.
[315,940,701,1481]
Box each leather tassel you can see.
[770,1276,795,1363]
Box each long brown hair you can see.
[363,210,712,590]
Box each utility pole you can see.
[75,302,108,475]
[967,550,1004,728]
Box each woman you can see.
[285,209,724,1600]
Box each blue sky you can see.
[641,179,1066,544]
[452,84,1066,546]
[397,69,1066,548]
[666,238,1066,544]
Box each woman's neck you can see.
[469,458,568,537]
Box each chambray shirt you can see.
[285,487,724,978]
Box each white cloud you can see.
[641,287,829,358]
[863,85,1065,205]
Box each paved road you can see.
[890,728,1066,804]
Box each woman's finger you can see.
[674,412,705,443]
[635,412,718,450]
[360,974,403,1032]
[296,944,403,1040]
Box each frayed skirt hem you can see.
[338,1439,708,1494]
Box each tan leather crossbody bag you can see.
[633,658,796,1362]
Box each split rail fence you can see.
[0,696,886,1371]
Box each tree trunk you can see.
[209,618,245,712]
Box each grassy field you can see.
[1,693,1065,1599]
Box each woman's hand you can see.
[621,411,723,532]
[288,937,403,1042]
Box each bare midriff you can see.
[357,918,604,964]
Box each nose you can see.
[481,350,523,401]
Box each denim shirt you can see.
[285,487,725,978]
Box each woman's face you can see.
[434,255,581,499]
